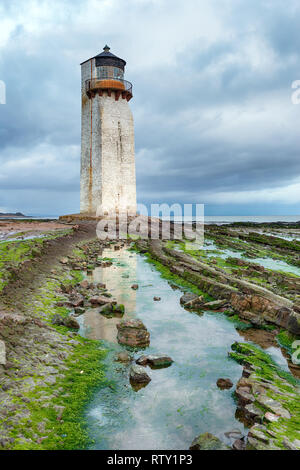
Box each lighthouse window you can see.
[113,68,124,80]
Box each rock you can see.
[100,303,125,317]
[153,297,161,301]
[129,365,151,384]
[202,299,228,310]
[232,439,246,451]
[117,319,150,348]
[180,292,203,308]
[135,355,148,366]
[67,293,84,308]
[63,316,80,330]
[264,412,280,423]
[136,354,173,368]
[51,314,80,330]
[217,378,233,389]
[224,429,243,440]
[235,387,255,407]
[74,307,85,314]
[256,395,291,419]
[131,284,139,290]
[248,424,269,444]
[79,280,90,289]
[97,283,106,289]
[116,351,133,363]
[0,340,6,365]
[59,257,69,264]
[89,295,112,306]
[282,438,300,450]
[189,432,229,450]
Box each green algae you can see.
[229,341,300,449]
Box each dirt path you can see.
[0,222,97,312]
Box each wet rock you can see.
[136,354,173,368]
[129,365,151,385]
[203,299,228,310]
[97,282,106,289]
[100,303,125,317]
[0,340,6,365]
[224,429,243,440]
[116,351,133,363]
[153,297,161,301]
[217,378,233,389]
[232,439,246,451]
[79,280,90,289]
[74,307,85,315]
[180,292,201,307]
[131,284,139,290]
[256,395,291,419]
[67,293,84,308]
[51,314,80,330]
[117,319,150,348]
[247,424,270,444]
[59,257,69,265]
[63,316,80,330]
[89,295,112,306]
[189,432,229,450]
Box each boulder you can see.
[153,297,161,301]
[189,432,229,450]
[89,295,112,306]
[217,378,233,390]
[100,303,125,317]
[129,365,151,384]
[180,292,199,306]
[131,284,139,290]
[232,439,246,451]
[136,354,173,368]
[117,319,150,348]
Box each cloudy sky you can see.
[0,0,300,216]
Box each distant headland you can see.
[0,212,27,218]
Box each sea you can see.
[8,215,300,225]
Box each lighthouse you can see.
[80,46,136,216]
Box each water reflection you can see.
[79,249,137,342]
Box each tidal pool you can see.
[78,247,292,450]
[202,240,300,277]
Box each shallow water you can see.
[203,240,300,277]
[78,247,293,450]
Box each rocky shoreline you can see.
[0,220,299,450]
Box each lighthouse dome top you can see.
[94,45,126,70]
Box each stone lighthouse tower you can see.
[80,46,136,216]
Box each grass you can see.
[2,244,108,450]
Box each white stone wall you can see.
[80,58,136,215]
